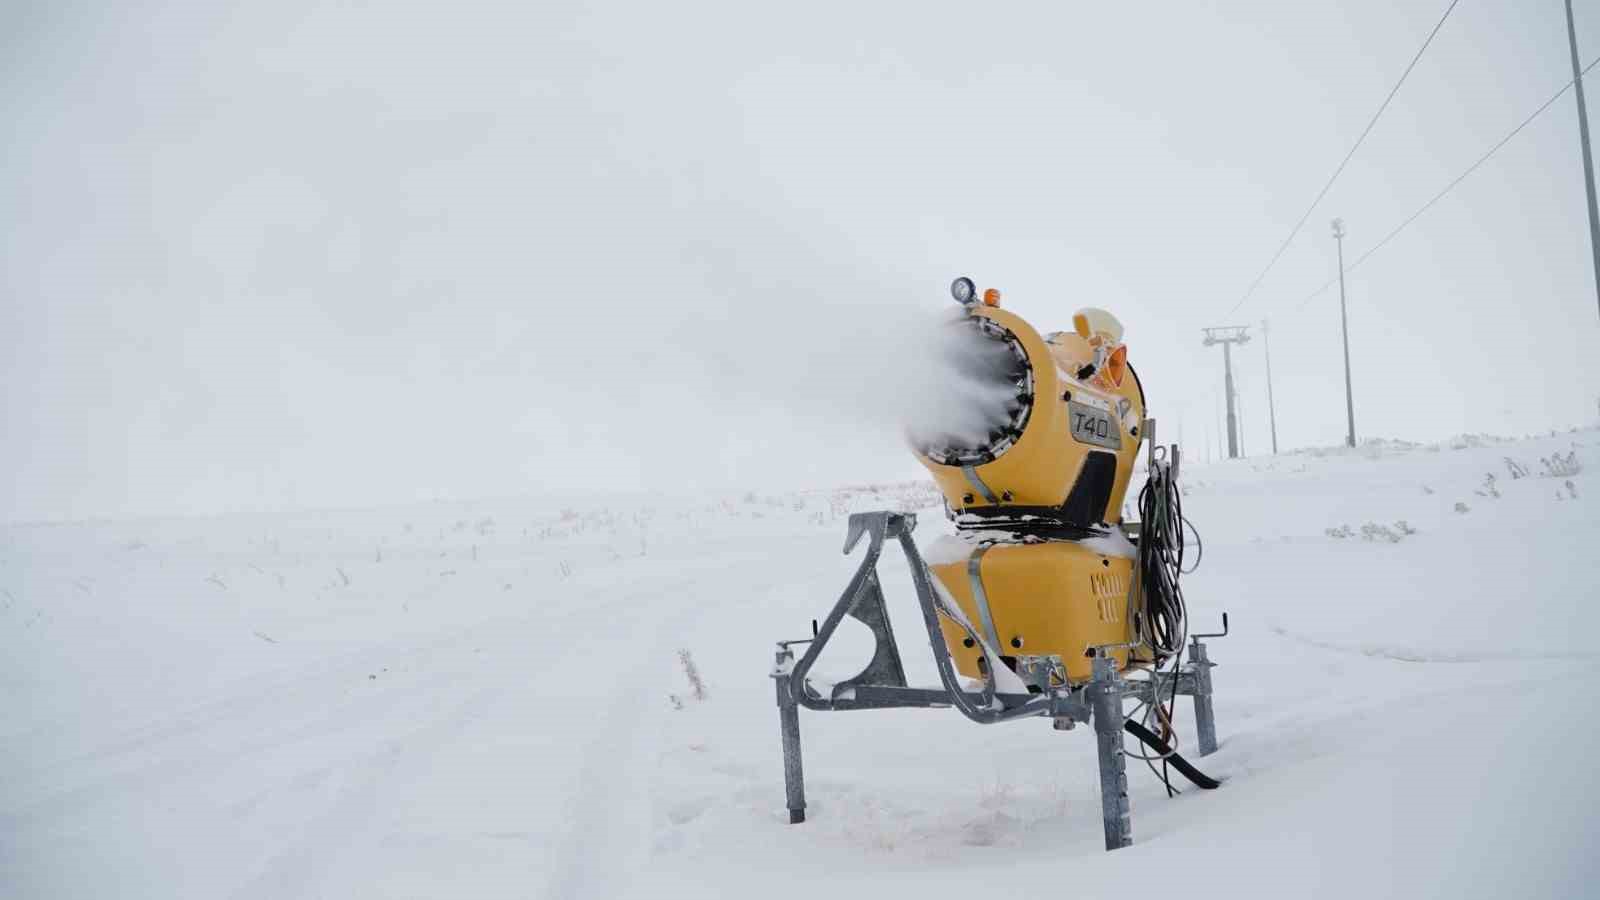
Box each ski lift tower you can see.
[1202,326,1251,459]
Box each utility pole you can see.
[1213,393,1221,461]
[1228,366,1241,454]
[1332,218,1356,448]
[1566,0,1600,321]
[1262,319,1280,454]
[1201,326,1251,459]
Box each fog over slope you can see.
[4,1,1599,521]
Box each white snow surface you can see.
[4,432,1599,898]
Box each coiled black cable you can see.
[1136,448,1189,665]
[1130,447,1199,797]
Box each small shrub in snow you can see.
[1454,502,1471,514]
[667,694,684,711]
[1325,525,1353,539]
[678,649,707,701]
[1567,479,1579,499]
[1475,473,1500,499]
[1504,458,1529,479]
[1420,485,1434,495]
[1540,451,1582,478]
[1360,522,1403,543]
[1394,520,1417,535]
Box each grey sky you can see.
[5,0,1599,522]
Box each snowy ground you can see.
[4,430,1598,898]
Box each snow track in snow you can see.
[3,431,1597,897]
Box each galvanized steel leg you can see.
[775,650,806,824]
[1190,639,1218,757]
[1090,655,1131,850]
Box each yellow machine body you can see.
[931,540,1134,683]
[914,298,1147,684]
[917,305,1145,523]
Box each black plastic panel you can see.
[1061,451,1118,527]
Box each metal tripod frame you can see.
[771,511,1223,851]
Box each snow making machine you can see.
[770,278,1228,850]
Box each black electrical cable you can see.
[1180,516,1203,575]
[1132,449,1208,797]
[1126,694,1180,797]
[1162,645,1183,797]
[1291,53,1600,314]
[1136,453,1188,665]
[1124,720,1221,790]
[1225,0,1463,319]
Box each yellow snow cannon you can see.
[906,279,1147,683]
[770,276,1224,852]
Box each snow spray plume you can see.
[901,316,1028,457]
[720,293,1032,468]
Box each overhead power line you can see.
[1224,0,1463,319]
[1294,53,1600,312]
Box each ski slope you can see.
[4,429,1598,898]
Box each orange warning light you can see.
[1104,344,1128,387]
[983,288,1002,307]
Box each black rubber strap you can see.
[1123,720,1222,790]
